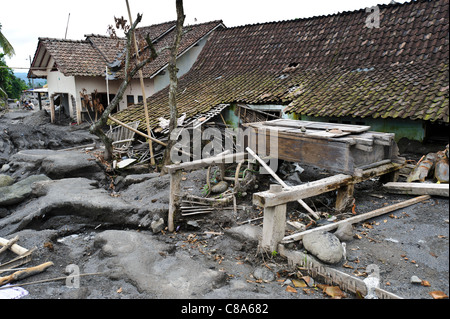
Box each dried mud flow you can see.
[0,109,448,300]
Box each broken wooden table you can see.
[252,161,405,252]
[246,119,404,176]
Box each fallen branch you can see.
[282,195,431,243]
[0,272,104,290]
[0,262,54,287]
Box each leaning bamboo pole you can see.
[125,0,156,166]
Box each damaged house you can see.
[27,20,225,124]
[113,0,448,143]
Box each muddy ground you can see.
[0,109,448,303]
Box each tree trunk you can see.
[89,13,157,161]
[161,0,185,174]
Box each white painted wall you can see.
[153,37,208,92]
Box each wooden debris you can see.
[383,182,449,197]
[278,245,402,299]
[0,236,19,255]
[0,237,29,256]
[0,262,54,287]
[282,195,431,243]
[246,147,320,220]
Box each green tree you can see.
[0,54,27,100]
[0,23,15,57]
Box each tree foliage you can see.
[0,54,27,100]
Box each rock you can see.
[151,218,165,233]
[211,181,228,193]
[1,164,10,173]
[253,267,275,282]
[93,230,227,298]
[302,231,344,264]
[0,178,156,236]
[333,222,354,242]
[8,149,104,180]
[410,275,422,284]
[225,225,262,245]
[0,174,50,206]
[0,174,14,187]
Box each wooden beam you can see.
[253,174,352,208]
[282,195,431,243]
[253,162,403,208]
[165,152,247,174]
[383,182,449,197]
[261,185,287,252]
[278,244,402,299]
[108,115,167,147]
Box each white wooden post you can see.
[261,184,286,253]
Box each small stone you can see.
[253,267,275,282]
[151,218,165,234]
[410,275,422,284]
[211,181,228,193]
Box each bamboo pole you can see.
[108,115,167,147]
[282,195,431,243]
[126,0,156,166]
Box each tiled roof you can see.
[30,20,224,79]
[114,0,449,130]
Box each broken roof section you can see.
[113,0,449,131]
[28,20,225,80]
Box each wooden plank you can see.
[383,182,449,197]
[253,162,403,208]
[282,195,431,243]
[253,174,353,208]
[278,245,402,299]
[165,152,247,174]
[262,119,371,133]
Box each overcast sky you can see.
[1,0,408,69]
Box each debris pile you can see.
[407,144,449,184]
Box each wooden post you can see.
[335,183,355,212]
[168,168,182,232]
[261,184,287,252]
[126,0,156,166]
[50,94,55,124]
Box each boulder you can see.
[8,149,104,180]
[0,174,50,206]
[302,231,344,264]
[0,174,14,187]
